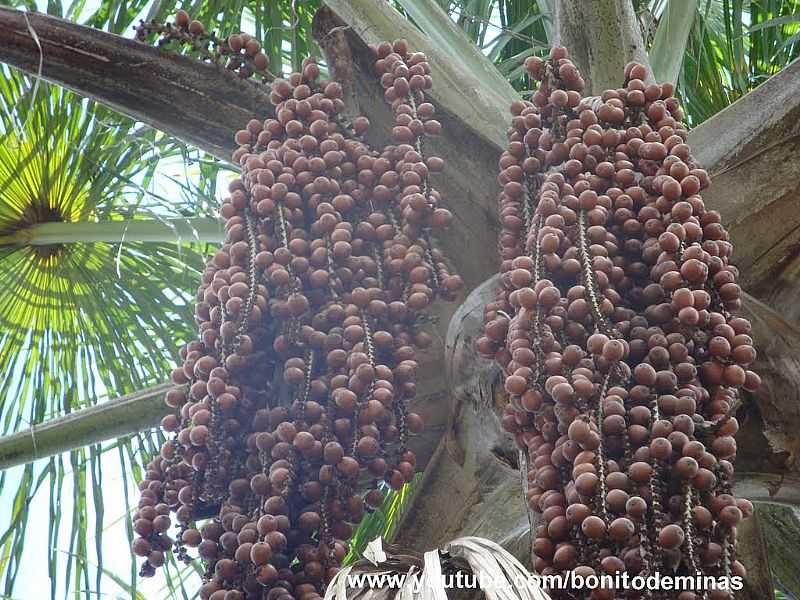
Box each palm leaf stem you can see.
[0,382,173,470]
[0,216,223,245]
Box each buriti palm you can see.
[0,1,798,599]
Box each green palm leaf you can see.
[0,0,325,595]
[648,0,698,85]
[673,0,800,124]
[0,74,213,598]
[344,477,421,566]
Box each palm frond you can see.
[0,28,215,600]
[674,0,800,124]
[418,0,550,91]
[648,0,698,84]
[345,476,421,566]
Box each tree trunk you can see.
[553,0,654,94]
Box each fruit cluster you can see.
[478,48,758,600]
[132,25,460,600]
[135,10,271,81]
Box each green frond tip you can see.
[344,475,421,566]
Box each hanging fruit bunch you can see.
[135,10,272,81]
[478,48,758,600]
[131,18,461,600]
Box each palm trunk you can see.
[552,0,654,93]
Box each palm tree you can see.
[0,0,798,598]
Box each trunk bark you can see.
[553,0,654,94]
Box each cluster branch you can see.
[0,7,273,161]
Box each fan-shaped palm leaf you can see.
[0,71,217,598]
[0,0,327,595]
[0,3,226,597]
